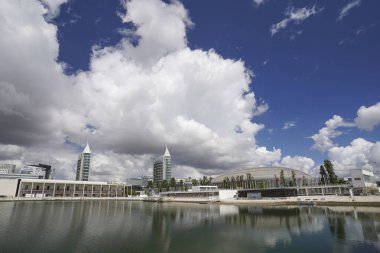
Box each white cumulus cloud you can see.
[40,0,69,20]
[0,0,284,180]
[275,155,316,175]
[311,115,355,152]
[355,102,380,131]
[311,103,380,176]
[328,138,380,176]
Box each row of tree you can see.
[220,170,302,189]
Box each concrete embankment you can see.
[2,195,380,207]
[0,196,143,202]
[221,195,380,207]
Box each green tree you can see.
[179,180,184,191]
[291,170,296,186]
[154,181,161,192]
[324,160,337,184]
[239,175,244,188]
[170,177,176,190]
[320,165,327,185]
[280,170,285,187]
[200,176,208,185]
[147,180,154,189]
[226,177,231,189]
[274,174,279,188]
[302,175,308,186]
[231,176,236,189]
[161,180,168,191]
[191,178,198,186]
[246,173,252,189]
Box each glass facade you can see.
[76,145,91,181]
[153,148,171,184]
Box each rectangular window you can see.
[354,178,361,180]
[364,175,371,182]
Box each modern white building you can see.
[76,143,91,181]
[153,147,172,183]
[17,179,130,198]
[351,169,377,194]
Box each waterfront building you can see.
[351,169,378,194]
[153,147,171,184]
[212,166,350,197]
[76,143,91,181]
[0,163,16,174]
[17,179,129,198]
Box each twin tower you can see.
[75,144,170,183]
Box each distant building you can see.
[28,164,52,179]
[0,163,16,174]
[21,165,46,179]
[126,178,143,186]
[76,143,91,181]
[153,147,171,184]
[351,169,377,194]
[142,175,153,187]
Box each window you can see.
[354,178,361,181]
[25,185,29,190]
[47,186,50,190]
[364,175,372,182]
[66,186,70,190]
[36,185,40,190]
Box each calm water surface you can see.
[0,201,380,253]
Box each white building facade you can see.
[351,169,376,188]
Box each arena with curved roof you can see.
[212,167,315,189]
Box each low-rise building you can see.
[351,169,378,194]
[0,178,133,198]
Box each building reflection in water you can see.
[1,201,380,253]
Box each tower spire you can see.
[83,142,91,154]
[163,146,170,157]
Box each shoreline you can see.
[1,195,380,207]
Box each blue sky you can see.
[0,0,379,180]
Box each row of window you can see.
[23,185,123,191]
